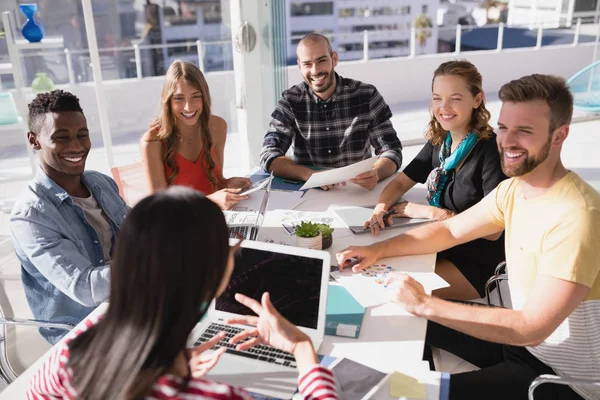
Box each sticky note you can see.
[389,371,426,399]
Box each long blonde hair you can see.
[426,60,493,146]
[151,60,218,189]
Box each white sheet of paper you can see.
[278,210,354,239]
[239,176,270,196]
[299,157,378,190]
[233,191,305,212]
[330,263,449,308]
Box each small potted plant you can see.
[294,221,322,250]
[317,223,334,250]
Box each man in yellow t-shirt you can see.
[337,74,600,400]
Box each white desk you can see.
[291,178,435,374]
[1,179,437,398]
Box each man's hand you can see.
[336,245,380,272]
[384,273,428,316]
[187,331,227,378]
[350,169,379,190]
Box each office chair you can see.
[110,162,148,207]
[528,374,600,400]
[0,236,74,384]
[484,261,508,308]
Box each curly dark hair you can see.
[28,89,84,134]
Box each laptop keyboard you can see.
[228,226,249,239]
[194,323,297,369]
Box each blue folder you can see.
[325,284,365,339]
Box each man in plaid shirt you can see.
[259,33,403,190]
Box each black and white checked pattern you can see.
[260,73,403,172]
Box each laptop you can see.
[334,200,432,235]
[189,239,330,399]
[224,174,273,240]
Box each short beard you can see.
[308,71,335,94]
[500,135,552,177]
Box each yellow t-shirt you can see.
[481,172,600,400]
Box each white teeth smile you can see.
[64,156,83,163]
[439,114,456,120]
[181,111,197,118]
[312,75,326,83]
[505,151,525,159]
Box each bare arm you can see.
[140,130,168,193]
[378,172,417,209]
[391,273,589,346]
[268,156,315,181]
[373,157,398,182]
[340,199,504,271]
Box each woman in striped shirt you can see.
[27,187,337,400]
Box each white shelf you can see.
[14,37,64,50]
[0,118,25,132]
[0,63,13,75]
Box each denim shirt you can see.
[10,168,129,344]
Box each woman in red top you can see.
[141,60,251,209]
[27,188,337,400]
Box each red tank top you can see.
[164,148,221,195]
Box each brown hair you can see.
[498,74,573,133]
[68,188,230,400]
[426,60,493,146]
[149,60,218,189]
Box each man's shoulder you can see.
[82,170,118,190]
[339,75,377,94]
[557,172,600,212]
[281,82,308,100]
[10,180,46,219]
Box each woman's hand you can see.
[226,293,311,354]
[207,188,248,210]
[388,202,435,220]
[226,293,319,374]
[187,331,227,378]
[222,177,252,190]
[364,203,392,235]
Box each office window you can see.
[574,0,598,12]
[291,2,334,16]
[422,5,428,14]
[400,6,411,15]
[291,30,333,45]
[339,8,356,17]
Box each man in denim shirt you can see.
[10,90,129,344]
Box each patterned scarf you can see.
[426,132,478,207]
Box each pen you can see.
[366,211,393,229]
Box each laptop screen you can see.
[215,247,323,329]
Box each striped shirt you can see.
[259,73,402,172]
[26,314,338,400]
[483,173,600,400]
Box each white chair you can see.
[528,374,600,400]
[0,235,73,384]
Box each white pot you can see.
[296,232,322,250]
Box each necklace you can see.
[177,132,197,145]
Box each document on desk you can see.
[299,157,378,190]
[233,191,305,212]
[331,265,449,308]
